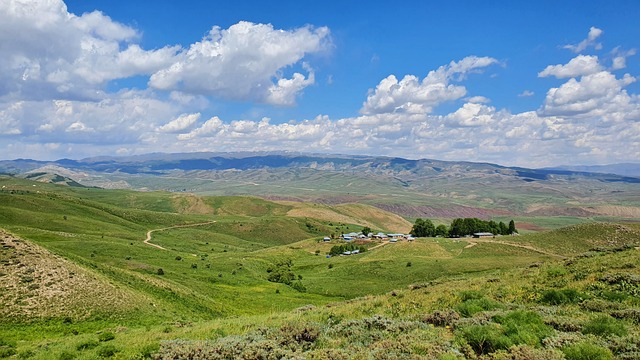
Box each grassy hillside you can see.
[1,176,639,359]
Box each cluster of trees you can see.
[328,243,367,256]
[411,218,517,238]
[266,259,306,292]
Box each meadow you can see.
[1,175,640,359]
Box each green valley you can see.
[1,175,640,359]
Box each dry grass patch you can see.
[0,230,149,321]
[171,194,214,215]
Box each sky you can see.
[1,0,639,167]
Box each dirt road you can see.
[144,221,216,250]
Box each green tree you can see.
[361,226,372,237]
[435,224,448,237]
[508,220,517,234]
[411,218,435,237]
[499,221,508,235]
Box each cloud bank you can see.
[0,2,639,167]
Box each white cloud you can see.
[0,10,639,168]
[158,113,201,133]
[611,47,637,70]
[538,55,603,78]
[148,21,330,105]
[0,0,180,101]
[518,90,534,97]
[360,56,498,115]
[539,71,637,117]
[177,116,223,140]
[466,96,491,104]
[563,26,603,53]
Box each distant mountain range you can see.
[1,152,639,184]
[545,163,640,178]
[2,152,640,221]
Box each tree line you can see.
[411,218,517,238]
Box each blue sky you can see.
[1,0,639,167]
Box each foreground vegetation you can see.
[1,176,639,359]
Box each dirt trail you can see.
[144,221,216,250]
[462,238,566,258]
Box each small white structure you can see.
[389,238,398,243]
[323,237,331,242]
[473,232,494,238]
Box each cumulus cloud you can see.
[158,113,201,133]
[360,56,498,115]
[0,0,180,101]
[0,90,178,146]
[148,22,330,105]
[563,26,603,53]
[0,9,639,168]
[538,55,603,78]
[539,71,637,117]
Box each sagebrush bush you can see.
[489,344,564,360]
[422,309,460,327]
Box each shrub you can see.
[98,332,115,342]
[459,290,484,301]
[17,349,35,359]
[493,311,553,347]
[57,350,75,360]
[458,311,553,356]
[562,342,613,360]
[76,339,99,351]
[490,345,564,360]
[610,309,640,324]
[422,310,460,327]
[291,281,307,293]
[582,314,627,337]
[459,324,512,355]
[0,348,16,359]
[540,289,585,305]
[456,297,504,317]
[96,344,119,358]
[157,268,164,275]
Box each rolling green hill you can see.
[1,175,640,359]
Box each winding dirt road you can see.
[143,221,216,250]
